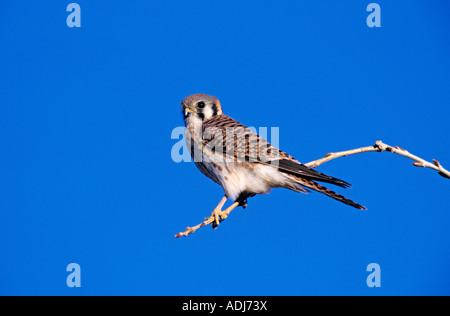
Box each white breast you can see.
[186,123,292,202]
[201,152,289,201]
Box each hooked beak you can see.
[184,107,195,117]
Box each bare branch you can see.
[305,140,450,179]
[175,198,239,238]
[304,145,379,168]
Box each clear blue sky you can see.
[1,1,449,295]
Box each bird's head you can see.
[181,94,223,126]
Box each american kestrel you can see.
[181,94,366,228]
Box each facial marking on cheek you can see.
[212,103,218,116]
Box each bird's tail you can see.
[289,177,367,210]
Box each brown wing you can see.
[201,114,352,189]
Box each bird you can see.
[181,93,366,228]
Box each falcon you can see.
[181,94,366,228]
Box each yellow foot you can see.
[210,208,225,229]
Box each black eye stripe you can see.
[211,102,218,116]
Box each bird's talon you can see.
[210,209,223,229]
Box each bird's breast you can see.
[200,151,284,201]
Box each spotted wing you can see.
[201,114,352,188]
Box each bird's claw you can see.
[210,208,224,229]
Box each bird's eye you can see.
[197,101,206,109]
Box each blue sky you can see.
[1,1,449,295]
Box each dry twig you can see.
[174,197,240,238]
[305,140,450,179]
[175,140,449,238]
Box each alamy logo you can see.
[366,263,381,288]
[66,263,81,288]
[171,126,280,166]
[366,3,381,28]
[66,3,81,28]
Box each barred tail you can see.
[291,177,367,210]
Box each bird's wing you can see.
[201,114,351,189]
[274,157,351,188]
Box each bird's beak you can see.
[184,107,194,117]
